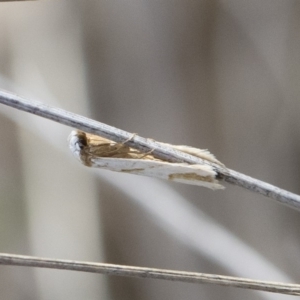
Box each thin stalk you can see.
[0,90,300,211]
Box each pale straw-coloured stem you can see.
[0,253,299,296]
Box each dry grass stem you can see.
[0,253,299,296]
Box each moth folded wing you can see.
[89,157,224,190]
[161,142,225,167]
[167,163,224,190]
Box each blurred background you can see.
[0,1,300,299]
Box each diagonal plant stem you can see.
[0,89,300,211]
[0,253,299,296]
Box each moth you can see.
[68,130,225,190]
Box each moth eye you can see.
[76,133,88,149]
[75,140,85,150]
[68,130,89,152]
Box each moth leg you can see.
[121,134,158,159]
[101,133,138,157]
[122,133,137,145]
[137,148,154,159]
[110,133,137,153]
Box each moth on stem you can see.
[68,130,225,190]
[1,89,300,210]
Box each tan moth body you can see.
[68,130,225,190]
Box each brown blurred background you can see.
[0,1,300,299]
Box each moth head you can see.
[68,130,91,166]
[68,130,88,149]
